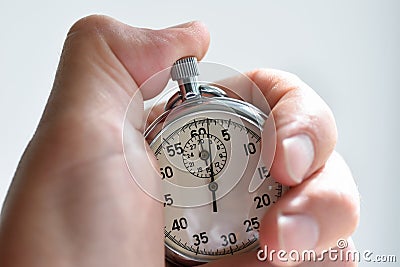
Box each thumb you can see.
[31,15,210,176]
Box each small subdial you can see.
[182,133,227,178]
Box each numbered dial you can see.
[182,133,227,178]
[150,110,287,264]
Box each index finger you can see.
[219,69,337,185]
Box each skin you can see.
[0,15,360,267]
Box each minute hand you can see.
[206,118,218,213]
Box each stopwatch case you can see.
[145,85,268,143]
[144,84,270,266]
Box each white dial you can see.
[150,109,287,264]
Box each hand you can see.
[0,15,360,267]
[0,15,209,266]
[206,70,360,266]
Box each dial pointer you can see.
[206,118,218,212]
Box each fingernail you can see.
[278,214,319,252]
[283,134,314,184]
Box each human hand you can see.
[0,15,209,267]
[0,15,359,267]
[203,69,360,266]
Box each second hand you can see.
[206,118,218,213]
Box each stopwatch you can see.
[143,57,288,266]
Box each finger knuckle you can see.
[310,185,360,236]
[310,105,338,156]
[67,14,114,38]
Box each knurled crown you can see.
[171,57,199,81]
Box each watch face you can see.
[149,104,287,263]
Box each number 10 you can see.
[244,142,256,156]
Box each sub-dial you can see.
[182,133,227,178]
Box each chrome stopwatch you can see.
[144,57,288,266]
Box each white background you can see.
[0,0,398,265]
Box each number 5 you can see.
[221,129,230,141]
